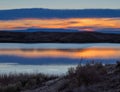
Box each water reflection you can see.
[0,47,120,74]
[0,48,120,59]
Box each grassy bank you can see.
[61,61,120,92]
[0,61,120,92]
[0,73,58,92]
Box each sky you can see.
[0,0,120,10]
[0,18,120,32]
[0,0,119,33]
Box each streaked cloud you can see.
[0,18,119,32]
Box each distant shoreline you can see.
[0,31,120,43]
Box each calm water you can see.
[0,43,120,49]
[0,43,120,75]
[0,63,76,75]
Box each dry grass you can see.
[67,62,107,86]
[0,61,120,92]
[0,73,58,92]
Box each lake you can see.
[0,43,120,75]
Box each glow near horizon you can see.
[0,18,120,31]
[0,0,120,10]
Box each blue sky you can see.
[0,0,120,10]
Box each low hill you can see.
[0,31,120,43]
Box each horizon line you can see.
[0,8,120,11]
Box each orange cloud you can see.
[0,18,119,31]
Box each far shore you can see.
[0,31,120,43]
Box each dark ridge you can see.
[0,31,120,43]
[2,28,79,32]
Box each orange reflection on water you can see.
[0,18,120,31]
[0,48,120,59]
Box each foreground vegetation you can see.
[0,61,120,92]
[61,61,120,92]
[0,73,58,92]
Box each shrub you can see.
[115,61,120,73]
[67,62,107,87]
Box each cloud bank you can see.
[0,18,119,32]
[0,9,120,20]
[0,8,120,33]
